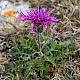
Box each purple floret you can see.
[20,8,60,33]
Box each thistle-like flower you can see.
[20,8,60,33]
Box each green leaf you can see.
[44,56,55,64]
[51,41,57,49]
[26,61,33,74]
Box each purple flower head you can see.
[20,8,60,33]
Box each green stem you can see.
[37,33,43,57]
